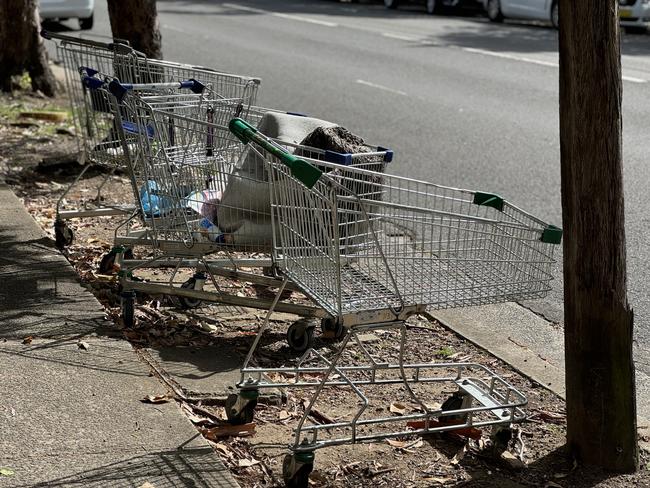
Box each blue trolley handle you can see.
[107,79,206,102]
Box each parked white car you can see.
[39,0,95,30]
[484,0,558,28]
[619,0,650,30]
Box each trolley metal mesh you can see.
[114,91,393,255]
[263,149,560,320]
[46,31,261,168]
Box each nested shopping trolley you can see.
[224,118,563,487]
[101,84,394,342]
[41,30,261,247]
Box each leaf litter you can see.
[2,88,650,487]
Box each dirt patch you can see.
[1,87,649,488]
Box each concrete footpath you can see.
[0,181,238,487]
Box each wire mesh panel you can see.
[110,92,394,256]
[45,31,262,168]
[264,151,561,320]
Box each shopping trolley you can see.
[97,82,394,347]
[224,118,563,487]
[41,30,261,248]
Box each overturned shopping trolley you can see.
[224,118,563,487]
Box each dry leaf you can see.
[201,423,255,440]
[22,336,33,345]
[389,402,407,416]
[386,438,423,450]
[279,410,291,421]
[0,468,14,477]
[423,477,453,484]
[142,394,170,404]
[214,442,235,461]
[77,341,90,351]
[450,445,467,465]
[545,482,563,488]
[238,458,260,468]
[501,451,527,470]
[138,483,156,488]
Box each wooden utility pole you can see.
[559,0,638,472]
[0,0,56,96]
[107,0,162,59]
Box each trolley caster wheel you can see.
[287,320,315,353]
[54,219,74,249]
[320,317,345,339]
[441,392,470,423]
[178,272,206,309]
[225,390,258,425]
[262,266,275,277]
[282,452,314,488]
[99,247,133,274]
[121,291,136,328]
[490,425,513,456]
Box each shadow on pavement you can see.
[0,223,115,339]
[18,444,231,488]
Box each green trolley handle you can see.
[229,117,322,188]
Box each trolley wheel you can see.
[262,266,275,277]
[99,247,134,274]
[98,252,116,274]
[178,276,202,309]
[320,317,345,339]
[225,393,257,425]
[54,220,74,249]
[441,392,469,423]
[121,291,135,328]
[287,320,315,353]
[490,425,513,456]
[282,452,314,488]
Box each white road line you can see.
[382,32,420,42]
[162,23,185,33]
[223,3,338,27]
[462,47,647,84]
[462,47,558,68]
[621,74,648,83]
[356,79,407,96]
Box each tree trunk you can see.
[559,0,638,473]
[107,0,162,59]
[0,0,56,96]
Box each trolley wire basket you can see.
[224,118,562,487]
[100,84,395,338]
[41,30,261,247]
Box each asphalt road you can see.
[49,1,650,369]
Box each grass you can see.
[0,85,74,137]
[434,346,454,359]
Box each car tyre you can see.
[426,0,444,15]
[486,0,504,22]
[79,13,94,30]
[550,1,559,29]
[384,0,399,9]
